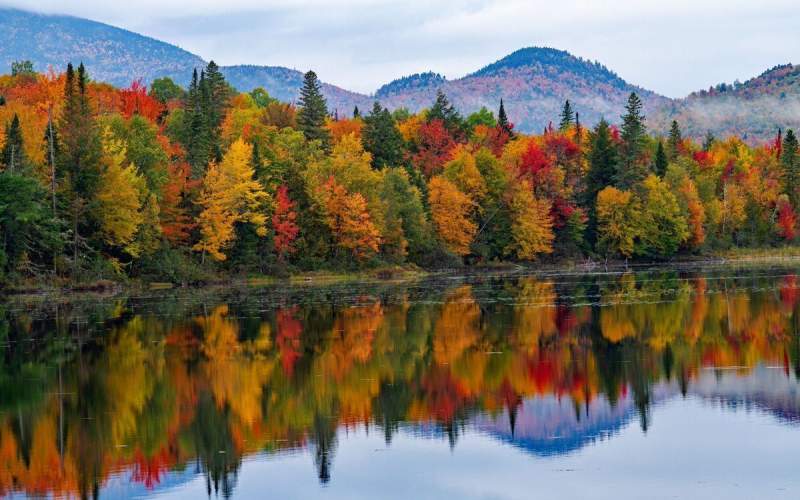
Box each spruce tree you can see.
[353,106,360,118]
[427,90,463,137]
[202,61,230,159]
[297,70,331,149]
[184,69,211,177]
[667,120,682,160]
[585,119,618,247]
[1,114,26,173]
[575,112,582,145]
[498,98,514,137]
[702,131,715,151]
[559,100,575,131]
[654,141,668,177]
[362,101,404,170]
[782,129,799,205]
[57,62,102,274]
[616,92,647,189]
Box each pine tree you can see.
[654,141,668,177]
[57,62,103,274]
[782,129,799,206]
[616,92,647,189]
[1,114,26,173]
[297,70,331,149]
[585,119,618,248]
[667,120,682,160]
[201,61,230,159]
[574,112,582,145]
[559,100,575,131]
[702,131,715,151]
[184,69,211,177]
[427,90,463,138]
[353,106,360,118]
[362,101,404,170]
[498,99,514,137]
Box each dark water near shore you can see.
[2,266,800,499]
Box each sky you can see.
[2,0,800,98]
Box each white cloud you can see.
[2,0,799,97]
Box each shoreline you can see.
[6,249,800,300]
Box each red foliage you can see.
[276,307,303,376]
[273,185,299,259]
[693,150,712,168]
[780,275,799,310]
[160,159,198,244]
[411,119,456,177]
[776,198,797,240]
[119,79,164,122]
[518,141,552,180]
[544,134,581,163]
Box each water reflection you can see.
[2,269,800,498]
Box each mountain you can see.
[2,8,797,139]
[374,47,670,133]
[0,8,205,85]
[650,63,800,142]
[0,8,370,114]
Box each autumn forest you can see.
[1,60,800,285]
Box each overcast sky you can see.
[3,0,799,97]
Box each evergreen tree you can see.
[585,119,618,247]
[362,102,404,170]
[353,105,360,118]
[654,141,668,177]
[297,70,331,149]
[498,98,514,137]
[559,100,575,131]
[184,69,211,177]
[667,120,682,160]
[616,92,647,189]
[575,112,582,145]
[427,90,463,138]
[1,114,26,173]
[702,131,715,151]
[782,129,799,206]
[201,61,230,158]
[57,62,102,274]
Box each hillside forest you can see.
[1,60,800,285]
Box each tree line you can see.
[1,61,799,283]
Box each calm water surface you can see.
[3,266,800,499]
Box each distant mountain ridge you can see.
[1,7,798,139]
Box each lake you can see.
[2,265,800,499]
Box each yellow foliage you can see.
[596,186,639,258]
[506,182,554,260]
[428,176,477,256]
[194,139,270,261]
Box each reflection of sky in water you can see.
[112,367,800,499]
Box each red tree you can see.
[273,184,300,260]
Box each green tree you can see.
[782,129,800,206]
[653,141,668,177]
[559,100,575,131]
[465,107,496,130]
[0,173,60,278]
[149,77,184,104]
[585,119,618,247]
[616,92,647,189]
[636,174,689,257]
[667,120,682,160]
[10,60,35,77]
[249,87,275,108]
[702,131,715,151]
[427,90,464,138]
[362,102,404,170]
[498,99,513,137]
[57,62,103,274]
[1,114,27,173]
[297,70,331,150]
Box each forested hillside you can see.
[1,60,799,287]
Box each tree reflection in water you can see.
[2,268,800,497]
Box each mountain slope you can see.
[375,48,670,133]
[650,64,800,142]
[0,8,206,85]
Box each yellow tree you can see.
[194,138,269,261]
[596,186,640,258]
[428,176,476,255]
[96,130,146,256]
[322,177,381,260]
[506,182,554,260]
